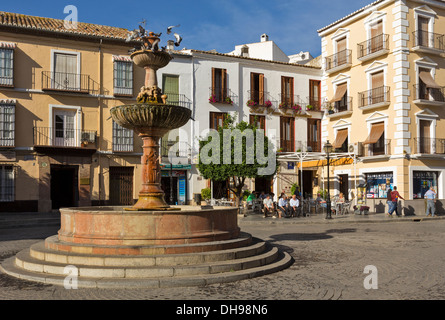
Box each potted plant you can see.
[208,94,217,103]
[291,103,302,114]
[201,187,211,204]
[246,99,257,107]
[225,96,233,105]
[264,100,272,108]
[306,104,314,111]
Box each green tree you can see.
[197,114,277,210]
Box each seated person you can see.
[246,192,256,206]
[277,195,290,218]
[289,194,300,217]
[263,195,275,217]
[335,192,345,215]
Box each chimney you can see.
[261,34,269,42]
[167,40,175,51]
[241,45,249,57]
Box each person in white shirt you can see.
[424,187,437,217]
[289,194,300,217]
[263,195,275,217]
[278,195,289,218]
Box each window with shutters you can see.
[112,121,134,152]
[0,103,15,147]
[280,116,294,152]
[114,60,133,96]
[210,68,228,103]
[0,48,14,87]
[0,165,14,202]
[249,73,265,106]
[280,76,294,108]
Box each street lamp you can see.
[324,140,333,219]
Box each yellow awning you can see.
[296,157,353,168]
[332,129,348,149]
[363,122,384,145]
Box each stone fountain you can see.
[0,28,292,288]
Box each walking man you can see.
[424,186,437,217]
[388,186,404,217]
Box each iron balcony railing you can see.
[364,139,391,157]
[325,49,352,71]
[413,30,445,51]
[279,94,305,109]
[209,87,236,104]
[276,140,320,153]
[164,92,192,110]
[306,96,322,111]
[413,84,445,102]
[357,34,389,59]
[33,127,97,148]
[42,71,91,93]
[358,86,390,108]
[324,96,353,115]
[161,140,190,158]
[247,90,276,108]
[413,137,445,155]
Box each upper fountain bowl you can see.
[131,50,172,70]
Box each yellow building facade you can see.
[318,0,445,212]
[0,12,145,212]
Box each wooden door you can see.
[109,167,134,205]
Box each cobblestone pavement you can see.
[1,218,445,300]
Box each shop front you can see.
[160,164,190,205]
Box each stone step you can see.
[44,232,253,256]
[14,242,279,279]
[30,239,266,267]
[0,248,293,289]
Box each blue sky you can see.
[1,0,374,57]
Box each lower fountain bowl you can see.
[58,206,240,247]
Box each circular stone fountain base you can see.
[0,207,293,289]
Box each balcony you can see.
[42,71,91,94]
[413,84,445,107]
[363,139,391,157]
[324,49,352,74]
[412,31,445,55]
[306,97,323,112]
[276,140,320,153]
[358,86,391,110]
[209,87,236,105]
[164,92,192,110]
[357,34,390,62]
[324,97,353,118]
[413,138,445,155]
[33,127,97,154]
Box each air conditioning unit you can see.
[348,142,363,157]
[81,132,96,143]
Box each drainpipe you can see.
[98,38,103,204]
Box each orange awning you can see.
[332,129,348,149]
[363,122,384,145]
[419,71,441,89]
[330,83,347,102]
[296,157,353,168]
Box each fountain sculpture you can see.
[0,25,292,288]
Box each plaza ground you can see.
[0,211,445,300]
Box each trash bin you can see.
[193,193,202,205]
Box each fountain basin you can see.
[110,104,191,135]
[58,206,240,247]
[131,50,172,70]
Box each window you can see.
[250,73,265,105]
[370,70,386,104]
[0,165,14,202]
[336,37,348,65]
[249,114,265,131]
[309,80,321,110]
[281,76,294,107]
[280,116,295,152]
[417,67,444,102]
[162,74,179,104]
[419,119,432,154]
[211,68,227,103]
[332,128,348,152]
[307,119,321,152]
[53,110,77,147]
[53,52,79,90]
[0,103,15,147]
[331,82,348,112]
[363,122,385,155]
[413,171,438,199]
[0,48,13,87]
[112,121,134,152]
[114,60,133,96]
[365,172,393,199]
[210,112,227,130]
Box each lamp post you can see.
[324,140,333,219]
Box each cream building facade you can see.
[318,0,445,212]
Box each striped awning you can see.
[0,99,16,105]
[112,55,132,62]
[0,42,17,49]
